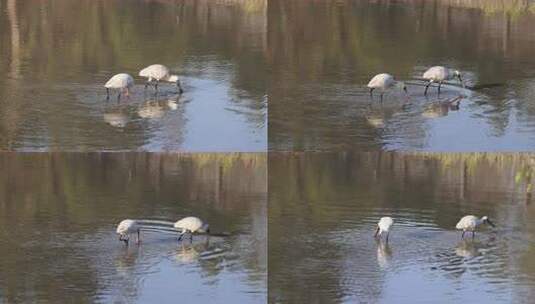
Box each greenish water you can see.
[0,153,267,303]
[269,153,535,303]
[268,0,535,151]
[0,0,267,151]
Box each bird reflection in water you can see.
[376,239,393,269]
[103,106,130,128]
[455,239,482,259]
[137,95,183,119]
[422,95,464,119]
[175,242,226,264]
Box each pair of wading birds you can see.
[375,215,496,242]
[368,66,464,100]
[116,216,209,245]
[104,64,184,99]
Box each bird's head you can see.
[168,75,184,94]
[482,216,495,227]
[200,223,210,234]
[454,70,464,88]
[396,82,409,96]
[118,234,129,245]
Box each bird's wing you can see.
[368,74,386,88]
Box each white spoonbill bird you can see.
[374,217,394,242]
[422,66,463,95]
[116,219,141,245]
[105,73,134,100]
[455,215,495,239]
[174,216,210,243]
[367,73,408,101]
[139,64,183,94]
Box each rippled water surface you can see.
[0,153,267,303]
[0,0,267,151]
[269,153,535,303]
[269,0,535,151]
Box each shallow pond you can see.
[0,0,267,151]
[269,153,535,303]
[268,0,535,151]
[0,153,267,303]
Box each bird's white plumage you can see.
[423,66,458,82]
[105,73,134,89]
[174,216,208,233]
[139,64,175,82]
[368,73,395,89]
[116,219,139,235]
[378,217,394,233]
[456,215,483,231]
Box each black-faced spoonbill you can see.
[139,64,183,94]
[174,216,210,243]
[374,217,394,242]
[105,73,134,100]
[455,215,495,239]
[116,219,141,245]
[367,73,408,101]
[422,66,463,95]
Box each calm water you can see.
[269,0,535,151]
[0,0,267,151]
[269,153,535,303]
[0,153,267,303]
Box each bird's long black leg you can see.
[424,82,432,96]
[177,80,184,94]
[386,232,389,243]
[370,88,375,98]
[472,231,475,239]
[106,88,110,100]
[155,81,159,93]
[137,229,141,244]
[190,233,193,244]
[380,93,384,103]
[461,231,465,239]
[438,82,442,95]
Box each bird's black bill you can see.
[458,75,465,88]
[374,226,380,238]
[119,235,129,245]
[486,219,496,227]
